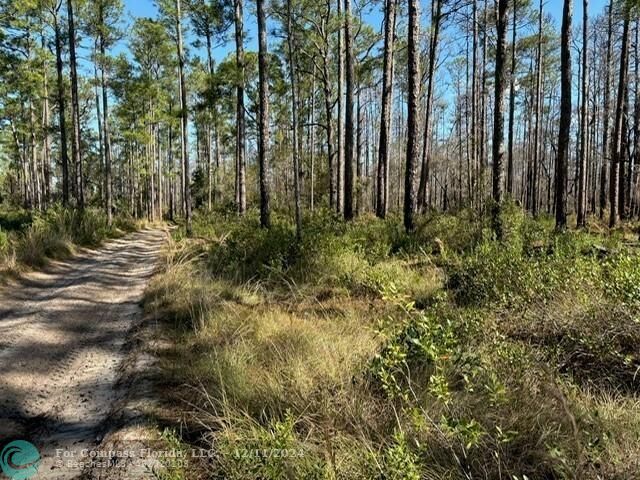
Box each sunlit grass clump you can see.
[0,205,144,271]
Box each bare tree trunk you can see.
[619,82,629,218]
[314,5,335,210]
[507,0,517,197]
[470,0,478,208]
[214,120,221,204]
[376,0,397,218]
[356,88,363,216]
[94,58,104,205]
[52,4,70,206]
[310,70,316,211]
[492,0,508,239]
[149,114,156,221]
[29,101,42,210]
[479,1,488,208]
[555,0,573,230]
[336,0,344,214]
[417,0,442,211]
[286,0,302,239]
[38,34,50,207]
[205,32,214,210]
[168,119,174,221]
[404,0,419,232]
[577,0,589,227]
[634,20,640,219]
[610,9,630,228]
[343,0,354,220]
[157,121,163,218]
[67,0,83,209]
[532,0,543,216]
[257,0,271,228]
[600,0,613,219]
[99,4,113,226]
[176,0,192,234]
[234,0,247,215]
[12,120,28,208]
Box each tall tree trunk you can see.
[310,70,316,211]
[52,6,69,206]
[317,4,335,210]
[634,20,640,219]
[470,0,478,208]
[417,0,442,211]
[286,0,302,239]
[532,0,543,216]
[492,0,508,239]
[506,0,517,197]
[257,0,271,228]
[619,81,629,218]
[94,58,104,204]
[67,0,83,209]
[323,53,335,208]
[479,1,488,208]
[168,117,174,221]
[29,101,42,210]
[336,0,344,214]
[555,0,573,230]
[610,9,630,228]
[404,0,420,232]
[600,0,613,219]
[234,0,247,215]
[157,120,163,218]
[41,34,51,207]
[99,4,113,226]
[376,0,397,218]
[343,0,354,220]
[577,0,589,227]
[205,32,215,210]
[176,0,192,234]
[356,88,363,216]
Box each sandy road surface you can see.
[0,228,167,479]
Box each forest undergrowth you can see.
[0,205,144,274]
[145,204,640,479]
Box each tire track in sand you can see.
[0,228,167,479]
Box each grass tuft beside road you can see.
[0,205,146,274]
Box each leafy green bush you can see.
[207,217,299,281]
[381,431,421,480]
[603,253,640,306]
[0,207,32,232]
[446,230,609,308]
[215,413,325,480]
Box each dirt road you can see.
[0,228,167,479]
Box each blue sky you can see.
[112,0,609,67]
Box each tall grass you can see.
[146,207,640,479]
[0,205,142,270]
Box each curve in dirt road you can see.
[0,228,167,480]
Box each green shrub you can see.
[381,431,421,480]
[215,413,325,480]
[446,231,607,307]
[207,217,299,281]
[603,252,640,306]
[0,207,32,232]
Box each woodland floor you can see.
[0,228,168,479]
